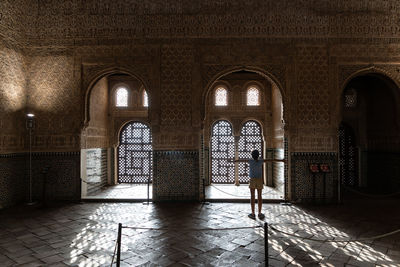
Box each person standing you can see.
[232,150,285,219]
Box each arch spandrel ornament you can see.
[339,65,400,95]
[82,64,153,125]
[336,64,400,128]
[201,65,288,129]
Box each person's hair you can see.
[251,150,259,160]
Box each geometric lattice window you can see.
[339,123,358,187]
[238,121,263,183]
[344,88,357,108]
[118,122,153,183]
[247,86,260,106]
[215,87,228,106]
[210,120,235,183]
[143,90,148,107]
[116,87,128,107]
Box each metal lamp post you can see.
[26,113,35,205]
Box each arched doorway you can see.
[340,73,400,194]
[81,71,151,199]
[118,122,153,184]
[203,69,285,200]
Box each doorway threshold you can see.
[81,197,151,203]
[205,184,284,202]
[204,198,284,203]
[82,184,152,201]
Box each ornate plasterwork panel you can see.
[0,1,27,45]
[202,64,286,91]
[13,0,400,44]
[160,45,194,127]
[152,131,200,150]
[295,46,330,128]
[0,45,26,113]
[0,44,26,153]
[80,45,157,91]
[338,64,400,91]
[24,53,81,150]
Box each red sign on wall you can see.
[320,164,330,173]
[309,164,319,173]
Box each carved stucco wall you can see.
[0,2,28,207]
[14,0,400,44]
[1,1,400,203]
[0,1,27,45]
[154,45,199,151]
[292,45,334,152]
[24,50,81,151]
[0,42,26,153]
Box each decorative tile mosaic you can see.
[86,149,108,196]
[291,152,338,203]
[153,150,199,201]
[0,153,26,209]
[284,138,289,200]
[199,134,205,200]
[30,152,81,202]
[0,151,80,208]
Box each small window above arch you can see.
[344,88,357,108]
[247,86,260,106]
[116,87,128,107]
[143,90,149,107]
[215,87,228,106]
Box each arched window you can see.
[247,86,260,106]
[116,87,128,107]
[210,120,235,183]
[215,87,228,106]
[118,122,153,183]
[238,121,263,183]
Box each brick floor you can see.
[0,197,399,266]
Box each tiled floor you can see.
[0,195,399,266]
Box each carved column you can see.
[234,135,240,186]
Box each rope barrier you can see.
[344,186,400,198]
[81,180,153,191]
[80,178,103,185]
[269,224,400,243]
[209,184,280,198]
[122,225,262,231]
[110,239,118,267]
[113,220,400,266]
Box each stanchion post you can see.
[117,223,122,267]
[323,173,326,204]
[143,176,150,205]
[264,222,268,266]
[147,175,150,204]
[312,173,316,204]
[203,178,205,200]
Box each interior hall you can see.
[0,1,399,266]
